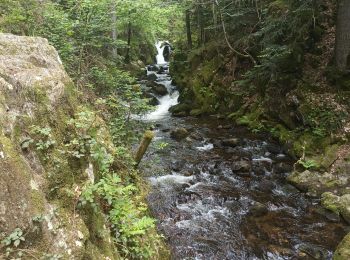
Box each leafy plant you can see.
[299,159,318,170]
[30,126,56,151]
[1,228,25,248]
[80,173,157,258]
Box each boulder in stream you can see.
[150,82,168,96]
[222,138,240,147]
[231,160,251,173]
[147,73,158,81]
[169,103,192,116]
[170,128,189,141]
[249,202,268,217]
[334,232,350,260]
[147,65,159,72]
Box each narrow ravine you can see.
[140,43,347,259]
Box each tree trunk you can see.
[111,1,117,59]
[186,9,192,50]
[335,0,350,71]
[125,19,132,63]
[197,2,204,46]
[134,131,154,167]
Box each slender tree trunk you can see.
[125,18,132,63]
[134,131,154,167]
[335,0,350,71]
[197,1,204,47]
[186,9,192,50]
[212,0,217,37]
[111,0,118,59]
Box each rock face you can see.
[0,34,118,259]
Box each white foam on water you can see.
[196,143,214,151]
[144,91,179,121]
[252,156,273,164]
[149,174,193,186]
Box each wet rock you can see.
[334,232,350,260]
[217,124,232,130]
[190,132,203,141]
[315,208,341,223]
[249,202,268,217]
[171,160,185,172]
[321,192,350,224]
[163,45,171,61]
[147,65,159,72]
[187,167,201,176]
[298,243,330,260]
[169,103,192,116]
[170,128,189,141]
[157,66,167,74]
[146,73,158,81]
[142,91,160,106]
[222,138,240,147]
[274,153,289,162]
[212,140,223,148]
[231,160,251,172]
[287,170,346,195]
[252,164,266,176]
[148,82,167,96]
[183,171,194,177]
[287,170,319,192]
[149,96,159,106]
[266,143,281,154]
[253,158,273,175]
[228,147,252,159]
[257,179,276,192]
[274,162,293,174]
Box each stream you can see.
[139,42,347,260]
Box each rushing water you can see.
[140,43,347,259]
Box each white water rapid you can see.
[155,41,166,65]
[144,41,179,121]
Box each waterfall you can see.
[143,41,179,121]
[155,41,166,65]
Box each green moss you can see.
[81,206,118,259]
[190,109,203,116]
[334,232,350,260]
[30,190,46,214]
[321,192,341,214]
[236,107,265,132]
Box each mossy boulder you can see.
[169,103,192,116]
[321,192,350,224]
[0,33,118,258]
[334,232,350,260]
[170,128,189,140]
[287,170,348,196]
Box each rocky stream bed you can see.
[138,42,349,260]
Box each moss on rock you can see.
[334,232,350,260]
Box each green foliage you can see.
[299,159,318,170]
[0,0,41,35]
[80,173,158,258]
[30,126,56,151]
[303,102,348,137]
[1,228,25,248]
